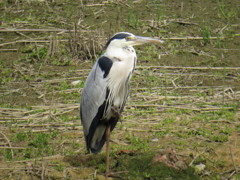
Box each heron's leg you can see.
[111,106,121,121]
[105,106,121,179]
[105,125,111,179]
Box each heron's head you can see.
[104,32,164,50]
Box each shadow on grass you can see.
[65,151,199,179]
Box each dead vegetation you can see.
[0,0,240,179]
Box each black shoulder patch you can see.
[98,56,113,78]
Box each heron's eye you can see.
[125,36,135,41]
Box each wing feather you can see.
[80,60,108,136]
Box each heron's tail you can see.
[86,118,118,153]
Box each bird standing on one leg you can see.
[80,32,164,178]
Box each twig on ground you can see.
[136,66,240,70]
[189,150,206,166]
[0,49,18,51]
[0,39,68,47]
[0,28,91,33]
[7,154,64,163]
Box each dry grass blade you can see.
[0,147,26,149]
[229,147,238,174]
[0,39,68,47]
[0,132,14,158]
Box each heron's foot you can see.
[111,106,121,120]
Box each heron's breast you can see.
[107,58,134,102]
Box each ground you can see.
[0,0,239,179]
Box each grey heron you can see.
[80,32,164,178]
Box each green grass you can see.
[201,26,211,44]
[127,11,141,29]
[126,134,150,151]
[5,130,60,160]
[218,1,237,22]
[0,67,13,86]
[21,46,48,63]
